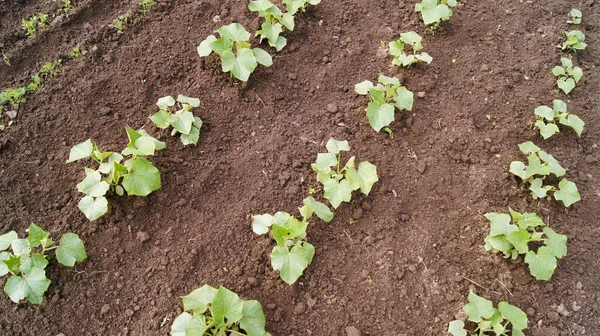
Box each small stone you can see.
[322,56,329,63]
[417,161,427,174]
[5,110,17,119]
[266,303,276,310]
[572,301,581,312]
[345,326,362,336]
[247,277,257,286]
[288,73,297,80]
[101,304,111,315]
[576,281,583,290]
[232,266,243,276]
[352,207,363,219]
[556,303,570,316]
[125,309,134,317]
[137,232,150,243]
[417,91,426,98]
[294,302,306,314]
[480,64,489,71]
[326,103,338,113]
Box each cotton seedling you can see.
[150,95,203,146]
[311,139,378,209]
[249,0,294,51]
[534,99,584,139]
[282,0,321,15]
[171,285,271,336]
[415,0,457,28]
[567,9,582,25]
[197,23,273,82]
[355,75,414,132]
[484,209,567,280]
[388,31,432,67]
[509,141,580,207]
[552,57,582,95]
[252,196,333,284]
[448,292,528,336]
[138,0,155,14]
[558,30,587,52]
[67,128,166,221]
[0,224,87,304]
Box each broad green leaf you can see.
[518,141,540,155]
[4,254,21,275]
[11,239,30,256]
[67,139,94,163]
[77,170,110,197]
[560,57,572,68]
[4,268,51,304]
[271,242,314,284]
[325,139,350,154]
[506,229,531,254]
[55,233,87,267]
[210,37,234,57]
[122,157,161,196]
[78,195,108,221]
[171,312,208,336]
[553,99,567,113]
[554,178,580,207]
[557,78,575,94]
[248,0,274,12]
[258,21,281,44]
[525,246,557,280]
[19,253,48,273]
[122,132,166,156]
[180,126,200,146]
[354,80,374,95]
[27,224,49,248]
[273,35,287,51]
[485,235,512,256]
[222,49,257,82]
[346,161,378,195]
[514,212,544,230]
[400,31,422,47]
[394,86,414,111]
[252,214,274,235]
[125,127,143,147]
[447,320,467,336]
[526,155,551,177]
[156,96,175,110]
[169,110,195,135]
[509,161,527,180]
[271,216,308,245]
[239,300,268,336]
[464,292,496,323]
[534,105,554,120]
[366,102,395,132]
[0,231,18,251]
[543,227,567,258]
[281,13,295,31]
[416,52,433,64]
[177,95,200,108]
[529,178,549,199]
[211,286,244,326]
[388,40,405,57]
[302,196,334,222]
[312,153,338,173]
[535,120,559,139]
[150,110,171,129]
[0,252,10,276]
[197,35,217,57]
[378,74,400,86]
[485,213,516,237]
[538,151,566,177]
[253,48,273,66]
[559,114,584,136]
[552,66,565,76]
[182,284,218,314]
[218,23,251,42]
[323,179,353,208]
[571,66,583,82]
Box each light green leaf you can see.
[559,114,584,137]
[302,196,334,222]
[252,214,274,235]
[535,120,559,139]
[323,179,354,209]
[197,35,217,57]
[171,312,208,336]
[366,102,395,132]
[447,320,467,336]
[554,178,580,207]
[169,110,195,135]
[239,300,269,336]
[560,57,572,68]
[211,286,244,326]
[537,151,565,177]
[534,105,554,120]
[253,48,273,66]
[557,78,575,94]
[150,110,171,129]
[180,126,200,146]
[122,157,161,196]
[509,161,527,180]
[11,239,30,256]
[325,139,350,154]
[182,284,218,314]
[553,99,567,113]
[4,268,51,304]
[0,252,11,276]
[525,246,557,280]
[514,212,544,230]
[271,216,308,245]
[156,96,175,110]
[19,253,48,273]
[354,80,374,95]
[0,231,18,251]
[271,242,314,284]
[506,229,531,254]
[388,40,405,57]
[67,139,94,163]
[77,170,110,197]
[485,235,512,256]
[571,66,583,82]
[27,224,49,248]
[222,49,258,82]
[3,254,21,275]
[518,141,540,155]
[346,161,378,195]
[400,31,422,47]
[485,213,517,237]
[529,178,549,199]
[464,292,496,323]
[416,52,433,64]
[78,196,108,221]
[498,302,527,331]
[312,153,338,172]
[543,227,567,259]
[177,95,200,108]
[394,86,414,111]
[55,233,87,267]
[218,23,251,42]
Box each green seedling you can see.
[171,285,271,336]
[113,11,132,31]
[558,30,587,51]
[70,46,81,59]
[61,0,73,14]
[448,292,527,336]
[150,95,203,146]
[552,57,582,95]
[388,31,432,67]
[38,60,62,78]
[252,196,332,284]
[0,87,27,107]
[198,23,273,82]
[567,9,582,25]
[355,75,414,132]
[509,141,580,207]
[415,0,457,28]
[312,139,378,209]
[38,13,50,28]
[67,128,165,221]
[0,224,87,304]
[2,52,10,66]
[248,0,295,51]
[534,99,584,139]
[484,209,567,280]
[282,0,321,15]
[22,17,39,38]
[138,0,155,14]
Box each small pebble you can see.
[100,304,111,315]
[326,103,338,113]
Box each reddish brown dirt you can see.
[1,0,599,335]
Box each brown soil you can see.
[1,0,599,335]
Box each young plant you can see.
[113,11,132,31]
[448,292,527,336]
[252,196,333,284]
[22,16,39,38]
[60,0,73,14]
[171,285,271,336]
[150,95,203,146]
[138,0,155,14]
[311,139,378,209]
[248,0,294,51]
[38,60,62,78]
[567,9,582,25]
[38,13,50,28]
[0,224,87,304]
[66,128,165,221]
[509,141,580,207]
[0,87,27,107]
[552,57,582,95]
[534,99,584,139]
[415,0,457,28]
[484,209,567,280]
[355,75,414,132]
[197,23,273,82]
[388,31,432,67]
[558,30,587,51]
[282,0,321,15]
[69,46,82,59]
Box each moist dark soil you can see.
[1,1,599,335]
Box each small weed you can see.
[113,11,132,31]
[138,0,155,14]
[69,46,81,59]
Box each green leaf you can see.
[325,139,350,154]
[122,157,161,196]
[559,114,584,137]
[366,102,395,132]
[513,212,544,230]
[416,52,433,64]
[553,99,567,113]
[198,35,217,57]
[400,31,422,47]
[171,312,208,336]
[4,254,21,275]
[150,110,171,129]
[560,57,572,68]
[534,105,554,120]
[447,320,467,336]
[239,300,268,336]
[346,161,378,195]
[506,229,531,254]
[323,179,354,209]
[252,214,274,235]
[554,178,580,207]
[543,227,567,259]
[27,224,49,248]
[0,231,18,251]
[180,126,200,146]
[177,95,200,108]
[66,139,94,163]
[19,253,48,273]
[271,216,308,245]
[394,86,414,111]
[211,286,244,326]
[498,302,527,331]
[271,242,314,284]
[312,153,338,173]
[485,235,512,256]
[218,23,251,42]
[518,141,540,155]
[537,151,566,177]
[571,66,583,82]
[302,196,334,222]
[122,131,166,156]
[78,196,108,221]
[354,80,374,95]
[169,110,195,135]
[222,48,258,82]
[388,40,405,57]
[464,292,496,323]
[557,78,575,95]
[529,178,549,199]
[77,170,110,197]
[0,252,10,276]
[182,284,218,314]
[535,120,559,139]
[156,96,175,110]
[525,246,557,280]
[253,48,273,66]
[485,213,517,237]
[4,267,51,304]
[11,239,30,256]
[55,233,87,267]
